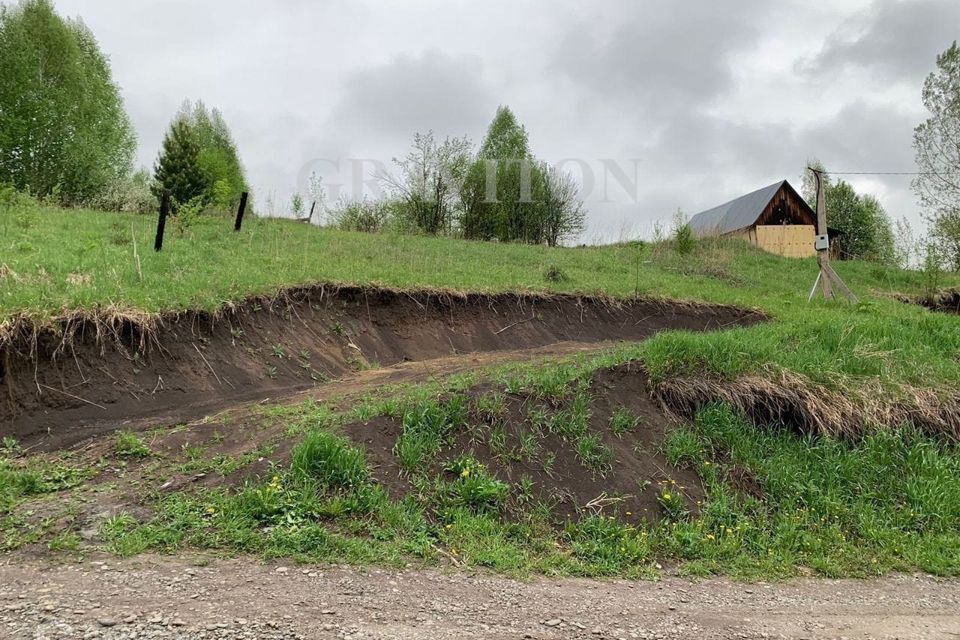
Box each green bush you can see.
[328,198,392,233]
[674,223,695,255]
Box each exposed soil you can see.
[345,363,703,524]
[920,290,960,315]
[2,553,958,639]
[4,344,633,555]
[895,289,960,315]
[1,285,761,448]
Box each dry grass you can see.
[653,368,960,441]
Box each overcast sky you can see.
[51,0,960,241]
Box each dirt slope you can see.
[1,286,760,446]
[1,554,956,639]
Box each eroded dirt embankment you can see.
[0,286,762,446]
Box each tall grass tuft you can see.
[291,431,370,491]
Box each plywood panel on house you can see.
[754,225,815,258]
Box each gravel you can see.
[1,553,958,639]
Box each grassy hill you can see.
[3,204,960,578]
[3,204,960,411]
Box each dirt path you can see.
[49,340,612,454]
[1,555,957,640]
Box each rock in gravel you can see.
[97,618,117,627]
[544,618,562,626]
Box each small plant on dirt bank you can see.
[609,407,641,436]
[547,390,591,441]
[394,396,469,473]
[114,431,151,458]
[292,431,370,492]
[657,480,689,522]
[1,437,21,457]
[475,391,507,422]
[444,456,509,513]
[575,433,614,475]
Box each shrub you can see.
[674,223,695,255]
[86,170,157,214]
[328,198,392,233]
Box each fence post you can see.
[154,191,170,252]
[234,192,249,231]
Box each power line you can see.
[807,168,958,177]
[825,171,933,176]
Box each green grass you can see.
[609,407,641,436]
[3,205,960,399]
[657,405,960,577]
[0,456,89,515]
[4,203,960,577]
[291,430,370,491]
[91,396,960,578]
[3,353,958,578]
[113,431,151,458]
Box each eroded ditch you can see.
[0,285,763,447]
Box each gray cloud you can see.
[553,1,769,115]
[804,0,960,81]
[331,50,493,140]
[43,0,951,236]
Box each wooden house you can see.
[688,180,837,259]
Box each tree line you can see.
[0,0,248,215]
[2,0,960,260]
[327,106,585,246]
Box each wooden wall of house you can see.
[757,183,817,227]
[753,224,816,258]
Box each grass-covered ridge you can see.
[3,204,960,401]
[86,368,960,578]
[2,341,958,578]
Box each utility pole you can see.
[809,168,858,303]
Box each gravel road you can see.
[1,554,957,639]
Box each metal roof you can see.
[688,180,787,236]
